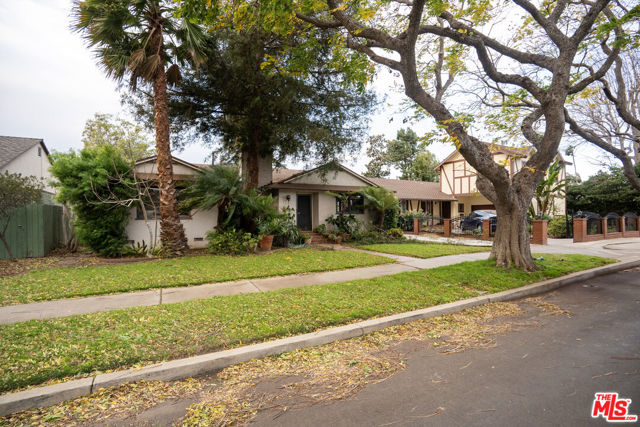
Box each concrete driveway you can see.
[252,268,640,427]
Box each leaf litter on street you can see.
[1,298,567,426]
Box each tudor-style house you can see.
[436,145,568,217]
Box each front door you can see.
[296,194,312,231]
[441,201,451,219]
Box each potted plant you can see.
[257,218,279,251]
[327,232,342,245]
[301,232,312,245]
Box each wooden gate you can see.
[0,204,65,259]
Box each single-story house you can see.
[125,156,217,249]
[125,146,569,247]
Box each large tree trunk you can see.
[477,175,538,271]
[151,23,188,255]
[243,129,260,190]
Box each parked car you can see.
[461,210,497,232]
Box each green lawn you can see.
[0,249,392,306]
[0,254,613,393]
[358,242,490,258]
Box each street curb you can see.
[2,258,639,417]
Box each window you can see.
[136,188,191,220]
[336,193,365,214]
[458,203,465,214]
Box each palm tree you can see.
[182,165,277,233]
[359,186,399,229]
[181,165,244,229]
[72,0,205,255]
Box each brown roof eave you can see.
[265,183,368,192]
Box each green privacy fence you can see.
[0,204,66,259]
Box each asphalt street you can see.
[252,268,640,427]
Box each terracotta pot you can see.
[304,237,312,245]
[259,235,274,251]
[334,236,342,245]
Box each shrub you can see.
[326,213,361,235]
[386,228,405,239]
[269,208,300,247]
[398,211,427,231]
[50,146,133,257]
[206,228,258,255]
[548,216,568,238]
[383,206,399,230]
[122,241,149,257]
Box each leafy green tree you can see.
[129,24,376,188]
[387,129,420,180]
[296,0,623,271]
[82,113,154,163]
[567,165,640,215]
[50,146,134,257]
[359,186,399,229]
[0,172,43,260]
[364,129,438,181]
[73,0,207,254]
[408,151,440,182]
[363,135,390,178]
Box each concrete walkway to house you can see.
[406,234,493,247]
[1,238,637,325]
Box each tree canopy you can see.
[364,129,439,182]
[128,22,377,188]
[292,0,632,271]
[82,113,154,164]
[567,165,640,216]
[50,146,134,257]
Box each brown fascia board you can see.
[134,155,205,172]
[279,162,379,187]
[266,183,368,192]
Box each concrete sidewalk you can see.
[0,250,491,325]
[1,238,635,325]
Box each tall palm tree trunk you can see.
[151,22,188,254]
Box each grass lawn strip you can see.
[2,302,529,426]
[0,254,613,393]
[357,242,489,258]
[0,249,392,306]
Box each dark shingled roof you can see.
[0,136,47,169]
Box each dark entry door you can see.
[441,201,451,219]
[296,195,312,231]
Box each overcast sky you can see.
[0,0,610,179]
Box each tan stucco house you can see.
[125,156,218,249]
[124,157,454,247]
[265,163,454,231]
[125,146,568,247]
